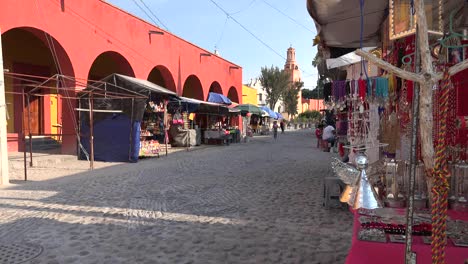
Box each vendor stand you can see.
[235,104,263,139]
[168,96,233,146]
[79,74,178,162]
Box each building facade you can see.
[241,85,258,106]
[1,0,242,153]
[247,78,284,113]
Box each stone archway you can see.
[147,65,176,93]
[1,27,75,148]
[227,86,239,103]
[87,51,135,81]
[182,75,204,100]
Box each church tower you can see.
[284,46,301,82]
[283,46,303,116]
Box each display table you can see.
[169,126,201,147]
[346,209,468,264]
[203,130,231,145]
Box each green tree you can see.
[302,89,313,99]
[259,65,291,110]
[283,81,303,118]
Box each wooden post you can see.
[88,94,94,170]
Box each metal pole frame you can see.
[27,94,32,167]
[21,90,27,181]
[164,99,168,156]
[88,93,94,170]
[404,25,421,264]
[128,98,134,161]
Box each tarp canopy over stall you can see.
[235,104,263,116]
[168,97,229,115]
[260,106,278,119]
[307,0,467,49]
[79,73,178,163]
[207,92,232,105]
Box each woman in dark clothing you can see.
[280,121,285,133]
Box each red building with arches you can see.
[1,0,242,154]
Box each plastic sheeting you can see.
[307,0,466,48]
[207,92,232,105]
[80,114,140,163]
[260,106,278,119]
[168,97,229,115]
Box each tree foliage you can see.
[283,81,303,118]
[298,110,321,120]
[302,87,324,99]
[259,65,290,110]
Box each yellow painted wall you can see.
[242,85,258,105]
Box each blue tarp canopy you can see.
[275,112,284,119]
[207,92,232,105]
[260,106,277,119]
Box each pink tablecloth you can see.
[346,210,468,264]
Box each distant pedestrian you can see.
[280,120,285,134]
[273,121,279,140]
[315,123,323,148]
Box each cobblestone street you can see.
[0,130,353,264]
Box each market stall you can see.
[235,104,263,137]
[79,73,178,162]
[259,106,278,135]
[168,96,235,146]
[309,0,468,262]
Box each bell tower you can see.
[283,46,302,116]
[284,46,301,82]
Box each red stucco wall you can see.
[1,0,243,153]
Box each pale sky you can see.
[107,0,319,89]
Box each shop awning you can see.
[260,106,278,119]
[207,92,232,105]
[235,104,263,116]
[306,0,388,48]
[275,112,284,119]
[80,73,179,122]
[108,74,178,97]
[307,0,467,49]
[169,97,229,115]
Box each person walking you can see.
[322,124,336,152]
[280,120,285,134]
[273,121,279,140]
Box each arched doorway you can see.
[87,51,134,81]
[147,65,176,93]
[2,27,74,143]
[182,75,204,100]
[209,81,222,94]
[227,86,239,103]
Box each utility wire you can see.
[209,0,318,80]
[260,0,314,33]
[130,0,160,28]
[215,16,229,49]
[138,0,170,31]
[209,0,286,60]
[231,0,257,15]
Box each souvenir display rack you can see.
[139,101,165,157]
